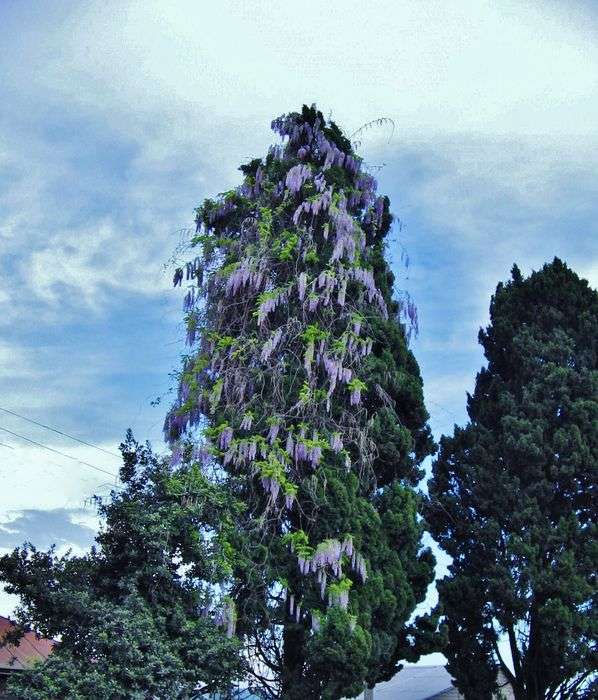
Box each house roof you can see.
[368,665,456,700]
[0,616,54,672]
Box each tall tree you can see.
[166,105,436,698]
[426,259,598,700]
[0,434,241,699]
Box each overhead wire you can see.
[0,406,121,458]
[0,425,119,481]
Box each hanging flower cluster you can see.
[201,597,237,639]
[167,105,399,637]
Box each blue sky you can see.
[1,0,597,662]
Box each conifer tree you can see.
[426,259,598,700]
[167,105,436,699]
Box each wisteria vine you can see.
[166,105,410,641]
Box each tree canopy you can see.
[0,434,241,699]
[426,259,598,699]
[166,104,436,698]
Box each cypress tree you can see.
[167,105,435,698]
[426,259,598,700]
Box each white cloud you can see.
[0,0,597,638]
[2,1,596,321]
[0,442,120,519]
[0,440,115,617]
[24,218,168,308]
[383,134,598,353]
[7,0,597,140]
[579,260,598,289]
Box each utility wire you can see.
[0,406,121,458]
[0,425,119,480]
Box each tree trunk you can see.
[280,625,306,699]
[364,688,374,700]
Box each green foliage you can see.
[0,433,242,699]
[257,207,273,241]
[282,530,314,560]
[426,259,598,700]
[302,607,372,699]
[301,323,330,345]
[347,377,367,393]
[273,229,299,261]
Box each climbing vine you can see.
[167,105,435,698]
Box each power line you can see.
[0,406,121,458]
[0,425,119,480]
[0,441,14,449]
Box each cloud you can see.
[0,440,121,516]
[0,506,99,619]
[579,260,598,289]
[379,133,598,446]
[24,218,165,309]
[2,1,596,322]
[8,0,596,138]
[0,0,596,639]
[0,508,97,551]
[0,117,191,324]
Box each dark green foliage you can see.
[304,607,372,700]
[0,433,241,699]
[167,105,436,698]
[426,259,598,699]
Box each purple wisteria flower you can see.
[267,421,280,444]
[261,327,283,362]
[219,427,233,450]
[285,164,311,194]
[226,260,266,297]
[183,288,195,312]
[337,279,347,306]
[308,444,322,467]
[351,267,388,318]
[208,199,235,225]
[240,413,253,430]
[311,615,321,633]
[294,440,308,463]
[261,477,280,502]
[350,388,362,406]
[170,445,182,467]
[192,443,212,466]
[330,433,343,452]
[248,441,257,461]
[285,432,294,456]
[328,588,350,610]
[298,272,307,301]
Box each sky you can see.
[0,0,597,666]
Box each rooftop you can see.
[0,616,54,672]
[357,665,456,700]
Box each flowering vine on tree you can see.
[166,105,435,699]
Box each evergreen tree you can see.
[426,259,598,699]
[0,433,241,699]
[166,105,436,698]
